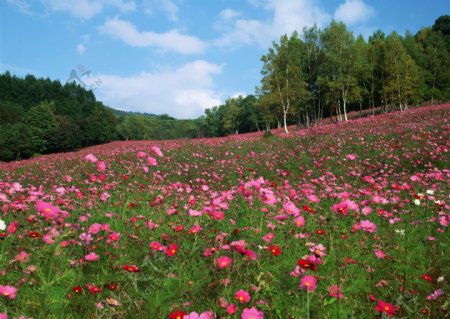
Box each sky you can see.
[1,0,448,119]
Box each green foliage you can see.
[0,73,117,161]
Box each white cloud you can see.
[98,17,206,54]
[334,0,375,26]
[77,43,86,54]
[219,9,241,20]
[215,0,331,48]
[7,0,33,14]
[143,0,179,22]
[41,0,135,20]
[95,60,223,119]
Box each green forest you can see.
[1,15,449,161]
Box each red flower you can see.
[374,299,396,318]
[165,243,178,256]
[421,274,432,282]
[168,310,186,319]
[123,264,140,272]
[268,245,281,256]
[297,259,317,271]
[28,231,40,238]
[173,225,184,233]
[86,284,102,295]
[107,283,118,291]
[344,257,358,264]
[315,229,326,235]
[72,286,83,294]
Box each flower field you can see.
[0,104,449,319]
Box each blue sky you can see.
[1,0,448,118]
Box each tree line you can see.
[257,16,450,133]
[1,16,449,161]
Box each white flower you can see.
[426,190,434,195]
[395,229,405,236]
[0,219,6,231]
[414,199,421,206]
[437,276,444,283]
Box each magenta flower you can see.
[235,289,251,303]
[359,220,377,233]
[0,285,17,299]
[136,151,146,158]
[88,223,102,234]
[294,215,305,227]
[36,200,61,221]
[147,156,158,166]
[283,201,300,215]
[183,311,214,319]
[7,220,19,234]
[84,153,98,162]
[14,251,30,263]
[260,191,277,205]
[241,307,264,319]
[217,256,232,269]
[96,161,106,172]
[300,275,317,292]
[328,285,343,299]
[85,252,99,261]
[150,241,162,251]
[151,146,163,157]
[226,303,238,315]
[374,249,386,259]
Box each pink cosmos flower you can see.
[0,285,17,299]
[108,232,120,242]
[97,161,106,172]
[88,223,102,234]
[310,244,327,257]
[328,285,343,299]
[260,191,277,205]
[150,241,162,251]
[226,304,238,315]
[14,251,30,263]
[306,194,320,203]
[374,249,386,259]
[136,151,146,159]
[426,288,443,300]
[211,211,224,221]
[331,200,359,215]
[241,307,264,319]
[183,311,214,319]
[294,215,305,227]
[151,146,163,157]
[346,154,357,160]
[300,275,317,292]
[85,252,99,261]
[190,224,202,234]
[36,200,61,221]
[100,192,110,202]
[217,256,232,269]
[84,153,98,163]
[284,201,300,215]
[147,156,158,166]
[359,220,377,233]
[189,209,203,217]
[262,232,275,243]
[235,289,251,303]
[7,220,19,234]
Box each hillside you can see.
[0,103,448,318]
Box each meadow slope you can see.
[0,104,449,319]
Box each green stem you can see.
[307,292,310,319]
